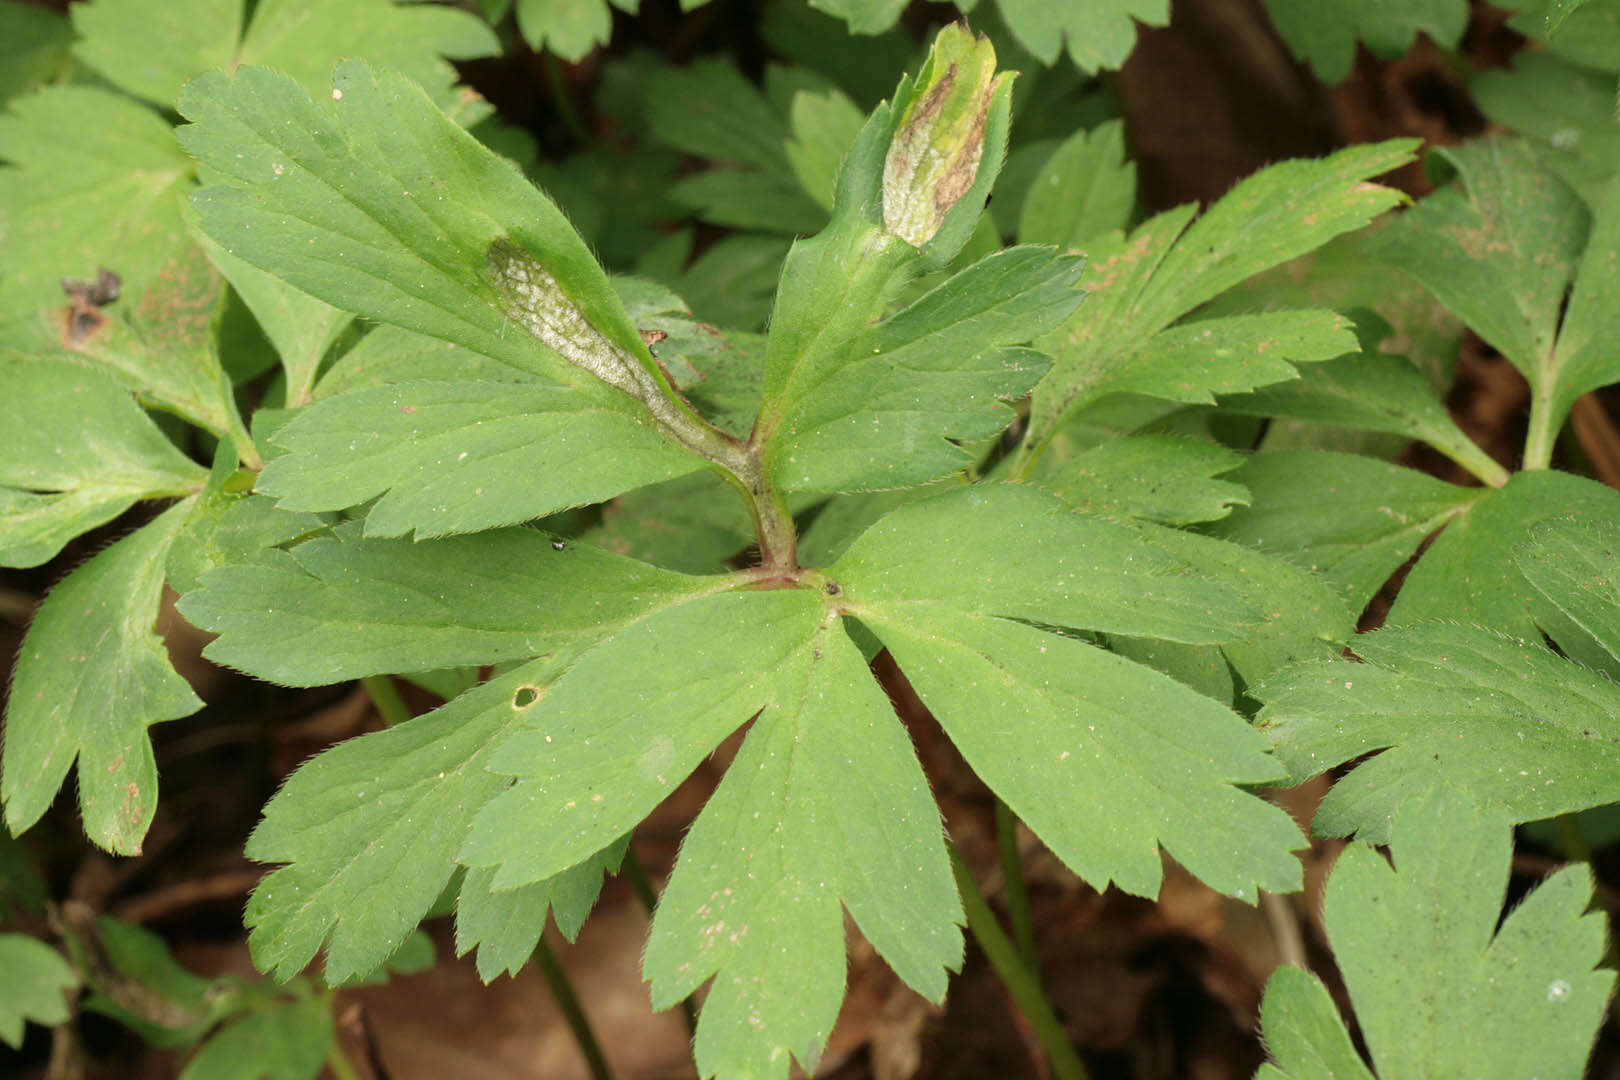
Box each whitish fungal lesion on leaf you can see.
[486,238,738,460]
[486,238,801,563]
[487,239,650,397]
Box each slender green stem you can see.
[1554,813,1592,864]
[360,675,411,728]
[623,850,698,1037]
[541,53,591,144]
[995,801,1038,970]
[1441,435,1512,488]
[533,938,614,1080]
[1523,393,1559,472]
[950,845,1089,1080]
[326,1043,364,1080]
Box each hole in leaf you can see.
[512,685,540,709]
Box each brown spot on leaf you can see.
[60,267,120,345]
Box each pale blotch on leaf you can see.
[881,24,1006,248]
[487,239,644,395]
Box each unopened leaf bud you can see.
[881,25,1007,248]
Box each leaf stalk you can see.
[950,843,1089,1080]
[533,937,615,1080]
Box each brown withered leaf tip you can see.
[60,267,121,345]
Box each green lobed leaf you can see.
[72,0,495,111]
[825,483,1262,643]
[670,168,828,237]
[808,0,907,35]
[1208,451,1484,612]
[1106,635,1236,706]
[1029,140,1417,439]
[461,580,960,1076]
[1017,118,1136,248]
[644,615,960,1080]
[0,2,72,107]
[2,504,202,853]
[1123,519,1355,684]
[760,0,920,109]
[514,0,616,63]
[75,915,233,1046]
[1506,0,1620,71]
[851,612,1301,900]
[784,86,867,211]
[1040,434,1249,525]
[1199,226,1464,392]
[1256,624,1620,843]
[646,232,792,333]
[165,479,324,597]
[1259,788,1612,1078]
[1515,516,1620,666]
[70,0,241,109]
[0,86,194,312]
[455,838,628,981]
[1094,309,1359,405]
[1364,138,1588,386]
[1538,174,1620,443]
[1217,351,1505,486]
[0,934,78,1049]
[236,0,498,111]
[587,473,756,574]
[193,228,353,409]
[463,589,827,889]
[48,245,253,448]
[644,58,793,172]
[1387,469,1620,656]
[1472,52,1620,210]
[176,993,333,1080]
[1254,964,1375,1080]
[178,61,677,408]
[254,380,705,539]
[995,0,1170,71]
[309,324,524,401]
[826,484,1304,899]
[178,524,715,686]
[763,246,1083,492]
[1258,0,1468,84]
[245,661,554,983]
[0,359,208,568]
